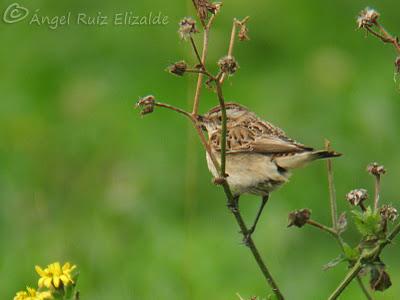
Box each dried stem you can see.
[192,15,216,115]
[306,219,337,237]
[365,24,400,54]
[373,174,381,212]
[325,140,338,230]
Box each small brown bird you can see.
[199,102,341,239]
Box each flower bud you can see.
[288,209,311,228]
[380,205,398,222]
[178,17,198,40]
[167,61,188,76]
[346,189,368,206]
[357,7,380,29]
[218,56,239,75]
[136,95,155,116]
[367,162,386,176]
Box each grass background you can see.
[1,0,400,299]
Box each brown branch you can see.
[192,15,216,115]
[306,219,337,237]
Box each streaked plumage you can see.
[200,102,341,197]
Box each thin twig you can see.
[356,276,374,300]
[373,174,381,212]
[325,140,338,230]
[192,15,216,115]
[189,36,203,67]
[306,219,337,237]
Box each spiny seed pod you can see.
[380,205,398,222]
[357,7,380,29]
[287,209,311,228]
[370,268,392,291]
[167,61,188,76]
[367,162,386,176]
[178,17,198,40]
[136,95,155,116]
[218,56,239,75]
[346,189,368,206]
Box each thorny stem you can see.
[192,15,216,115]
[329,222,400,299]
[325,140,338,230]
[373,174,381,212]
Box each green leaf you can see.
[352,207,381,236]
[343,242,360,261]
[323,254,345,270]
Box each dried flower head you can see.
[167,61,188,76]
[357,7,380,29]
[136,95,156,116]
[346,189,368,206]
[288,208,311,228]
[367,162,386,176]
[193,0,221,21]
[380,205,398,222]
[370,268,392,291]
[178,17,198,40]
[395,56,400,74]
[218,55,239,75]
[238,23,250,41]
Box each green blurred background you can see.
[1,0,399,299]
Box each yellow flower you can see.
[13,287,52,300]
[35,262,77,289]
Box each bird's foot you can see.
[242,228,255,247]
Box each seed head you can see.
[346,189,368,206]
[136,95,155,116]
[288,209,311,228]
[238,23,250,41]
[218,56,239,75]
[178,17,198,40]
[167,61,188,76]
[380,205,398,222]
[357,7,380,29]
[367,162,386,176]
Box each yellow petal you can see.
[35,266,47,277]
[38,277,45,288]
[53,275,60,288]
[44,277,52,288]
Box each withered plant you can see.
[136,2,400,299]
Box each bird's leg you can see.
[227,195,239,213]
[244,194,269,243]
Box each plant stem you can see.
[306,220,337,237]
[192,15,216,115]
[356,276,374,300]
[373,174,381,212]
[325,140,338,230]
[328,260,363,300]
[365,23,400,54]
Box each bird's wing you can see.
[210,125,313,154]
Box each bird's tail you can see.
[274,150,342,170]
[312,150,342,159]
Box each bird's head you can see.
[197,102,250,133]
